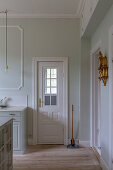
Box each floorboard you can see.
[13,145,102,170]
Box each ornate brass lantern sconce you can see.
[98,51,108,86]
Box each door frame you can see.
[90,41,102,153]
[32,57,68,145]
[109,25,113,170]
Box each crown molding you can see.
[0,13,80,19]
[76,0,86,17]
[0,0,85,19]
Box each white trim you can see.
[0,25,24,90]
[67,138,90,147]
[0,1,85,19]
[77,0,86,17]
[32,57,68,145]
[0,13,80,19]
[90,41,102,54]
[100,157,109,170]
[109,25,113,170]
[95,146,101,156]
[90,41,102,149]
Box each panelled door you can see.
[37,62,64,144]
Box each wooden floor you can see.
[13,145,102,170]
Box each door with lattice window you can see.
[37,62,64,144]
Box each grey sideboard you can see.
[0,106,27,155]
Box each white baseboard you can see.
[68,138,90,147]
[28,138,90,148]
[100,158,109,170]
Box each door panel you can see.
[37,62,64,144]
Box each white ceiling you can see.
[0,0,84,18]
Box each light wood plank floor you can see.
[13,145,102,170]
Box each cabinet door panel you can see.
[13,122,20,150]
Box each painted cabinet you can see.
[0,119,13,170]
[81,0,99,36]
[0,109,27,155]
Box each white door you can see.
[37,62,64,144]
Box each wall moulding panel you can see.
[0,25,24,90]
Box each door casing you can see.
[90,41,102,154]
[37,62,64,144]
[109,25,113,170]
[32,57,68,145]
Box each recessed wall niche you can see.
[0,25,24,90]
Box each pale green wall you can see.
[0,18,81,140]
[0,27,21,88]
[80,38,91,141]
[91,4,113,167]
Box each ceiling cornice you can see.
[0,1,85,19]
[77,0,86,17]
[0,13,80,19]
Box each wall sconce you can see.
[98,51,108,86]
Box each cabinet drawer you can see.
[9,112,21,117]
[9,113,21,121]
[0,112,21,117]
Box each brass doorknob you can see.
[38,98,44,107]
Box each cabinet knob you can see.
[9,113,15,116]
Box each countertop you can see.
[0,118,13,127]
[0,106,27,112]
